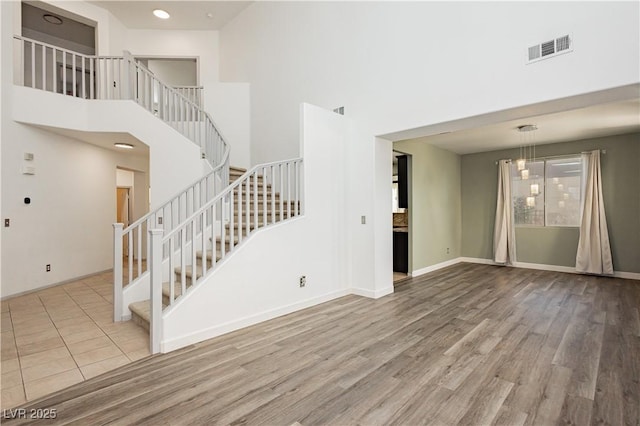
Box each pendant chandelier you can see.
[516,124,539,206]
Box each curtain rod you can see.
[495,149,606,165]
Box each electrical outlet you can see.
[299,275,306,287]
[361,216,366,224]
[158,217,163,225]
[46,264,51,272]
[446,247,450,254]
[4,218,9,227]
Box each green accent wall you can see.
[461,132,640,273]
[394,141,461,272]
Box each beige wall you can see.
[461,132,640,273]
[393,141,462,273]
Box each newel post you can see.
[149,228,164,354]
[113,223,124,322]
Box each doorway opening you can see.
[393,151,411,285]
[116,169,134,258]
[116,167,149,280]
[134,57,201,109]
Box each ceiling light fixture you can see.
[114,143,134,149]
[206,12,214,19]
[153,9,170,19]
[43,14,63,25]
[516,124,538,180]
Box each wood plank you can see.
[3,264,637,426]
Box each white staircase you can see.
[13,35,305,355]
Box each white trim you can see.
[0,268,112,301]
[161,289,350,352]
[460,257,640,281]
[351,286,394,299]
[411,258,463,277]
[613,271,640,281]
[513,261,576,274]
[458,257,497,265]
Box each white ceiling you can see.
[397,98,640,155]
[35,126,149,157]
[91,1,252,30]
[386,82,640,154]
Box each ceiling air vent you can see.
[541,40,555,57]
[556,34,570,52]
[527,34,572,64]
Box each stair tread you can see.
[175,265,204,279]
[162,281,192,297]
[195,249,222,261]
[129,300,151,322]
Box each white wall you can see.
[207,82,250,168]
[38,1,126,55]
[2,1,150,297]
[218,1,640,278]
[146,59,197,87]
[124,30,218,106]
[0,2,6,298]
[13,87,204,209]
[162,103,393,351]
[116,168,134,187]
[125,29,251,168]
[0,122,148,298]
[220,1,640,165]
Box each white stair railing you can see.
[148,158,303,353]
[12,35,231,321]
[173,86,204,109]
[13,36,225,165]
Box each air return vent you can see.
[527,34,572,64]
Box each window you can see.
[512,156,583,227]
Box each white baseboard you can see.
[351,286,394,299]
[412,258,463,278]
[458,257,496,265]
[460,257,640,281]
[161,289,350,352]
[613,271,640,281]
[1,268,112,301]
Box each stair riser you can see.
[231,193,280,200]
[131,311,150,332]
[230,175,266,182]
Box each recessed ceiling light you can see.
[153,9,170,19]
[206,12,214,19]
[114,143,134,149]
[43,14,63,25]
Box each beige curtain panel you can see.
[493,160,516,264]
[576,150,613,275]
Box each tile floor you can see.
[1,271,150,409]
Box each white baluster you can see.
[169,237,175,304]
[271,165,276,224]
[149,228,163,354]
[113,223,124,322]
[262,166,267,227]
[253,171,258,231]
[41,45,45,90]
[52,48,57,93]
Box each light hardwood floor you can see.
[2,263,639,425]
